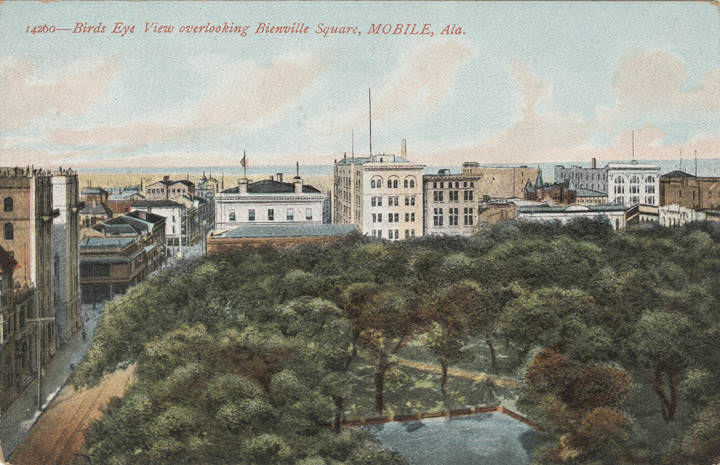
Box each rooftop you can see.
[80,236,135,250]
[575,187,607,197]
[518,204,626,214]
[221,179,322,195]
[79,200,113,216]
[81,187,108,195]
[132,200,184,208]
[213,223,357,239]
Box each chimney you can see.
[401,139,407,158]
[591,157,597,169]
[269,175,274,181]
[238,177,248,194]
[277,173,283,183]
[163,175,170,182]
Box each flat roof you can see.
[213,223,357,238]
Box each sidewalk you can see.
[0,303,104,458]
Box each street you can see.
[0,303,104,458]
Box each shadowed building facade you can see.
[659,170,720,210]
[0,167,56,364]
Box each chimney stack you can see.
[401,139,407,158]
[277,173,283,183]
[163,175,170,182]
[591,157,597,169]
[238,177,248,194]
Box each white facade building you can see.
[659,204,706,227]
[334,148,424,241]
[214,174,324,232]
[555,160,660,207]
[517,204,628,230]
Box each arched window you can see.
[3,197,12,212]
[630,176,640,184]
[229,212,236,221]
[4,223,13,240]
[393,179,398,188]
[387,179,392,188]
[371,180,376,188]
[410,179,415,188]
[405,176,416,189]
[645,176,655,183]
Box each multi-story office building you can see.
[554,159,660,206]
[0,167,56,364]
[132,195,212,254]
[334,144,424,240]
[215,171,324,232]
[423,169,481,236]
[659,170,720,210]
[51,169,82,345]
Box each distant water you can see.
[78,158,720,183]
[364,413,542,465]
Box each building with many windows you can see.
[334,144,424,240]
[215,171,324,232]
[460,163,540,199]
[554,159,659,206]
[80,211,165,304]
[423,169,481,236]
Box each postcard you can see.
[0,1,719,464]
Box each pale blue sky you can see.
[0,1,718,168]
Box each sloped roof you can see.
[222,179,322,194]
[80,236,135,249]
[661,170,695,179]
[79,200,112,217]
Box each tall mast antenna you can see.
[680,149,683,172]
[632,130,635,160]
[368,88,373,156]
[695,150,698,178]
[351,129,355,160]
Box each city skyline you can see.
[1,2,718,169]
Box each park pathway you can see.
[397,358,518,388]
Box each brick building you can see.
[207,224,357,253]
[659,170,720,210]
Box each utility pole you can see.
[27,284,54,411]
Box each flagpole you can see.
[243,149,247,177]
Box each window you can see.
[404,179,408,188]
[306,208,312,221]
[172,226,176,234]
[433,191,444,202]
[3,197,12,212]
[405,229,410,239]
[394,213,399,222]
[411,212,415,222]
[433,208,443,226]
[646,185,655,194]
[449,208,459,226]
[287,208,294,221]
[395,230,399,239]
[371,197,376,207]
[405,196,416,206]
[377,213,382,222]
[393,179,398,188]
[266,209,274,221]
[647,196,656,205]
[249,209,255,221]
[229,211,236,221]
[387,179,392,188]
[405,213,410,222]
[464,208,474,225]
[371,180,376,188]
[172,215,176,223]
[630,176,640,184]
[372,213,377,223]
[645,176,655,183]
[449,191,459,202]
[464,191,474,201]
[3,223,12,240]
[410,179,415,188]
